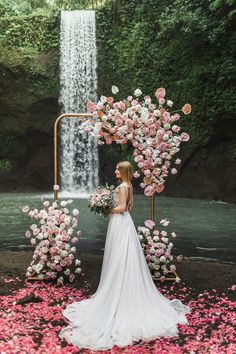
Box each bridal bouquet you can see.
[89,185,115,217]
[22,189,82,284]
[82,85,191,196]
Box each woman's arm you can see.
[110,186,127,213]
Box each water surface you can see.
[0,193,235,263]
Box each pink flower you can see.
[86,100,96,112]
[156,184,164,193]
[159,97,165,105]
[171,168,177,175]
[144,185,155,196]
[160,219,170,226]
[171,232,177,238]
[144,220,155,229]
[22,205,30,213]
[71,237,78,244]
[53,184,59,191]
[180,132,190,142]
[30,239,36,246]
[69,274,75,282]
[175,158,181,165]
[182,103,192,115]
[25,230,31,238]
[155,87,166,99]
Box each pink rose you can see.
[156,184,164,193]
[144,185,155,196]
[25,230,31,238]
[155,87,166,99]
[175,158,181,165]
[180,132,190,142]
[171,168,177,175]
[86,100,96,112]
[172,125,180,133]
[144,220,155,229]
[69,274,75,282]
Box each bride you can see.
[59,161,191,350]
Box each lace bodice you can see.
[114,183,129,209]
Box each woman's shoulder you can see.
[118,182,132,191]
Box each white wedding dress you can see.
[59,184,191,350]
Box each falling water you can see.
[59,10,99,195]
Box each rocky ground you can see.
[0,250,235,300]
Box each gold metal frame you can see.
[53,113,93,201]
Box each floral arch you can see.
[22,86,191,284]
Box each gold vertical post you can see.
[53,113,93,201]
[150,195,155,222]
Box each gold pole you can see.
[150,195,155,222]
[53,113,93,201]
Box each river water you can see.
[0,193,235,263]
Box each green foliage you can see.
[0,159,12,173]
[97,0,236,149]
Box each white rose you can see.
[160,256,166,262]
[156,158,162,165]
[67,227,74,235]
[60,200,67,207]
[100,95,107,103]
[37,233,43,240]
[111,85,119,94]
[134,88,142,97]
[64,216,71,225]
[163,134,169,141]
[164,123,171,130]
[34,263,43,274]
[54,255,61,263]
[141,111,149,123]
[60,250,68,258]
[75,259,81,266]
[75,267,82,274]
[150,247,155,254]
[72,209,79,216]
[167,100,173,107]
[154,109,161,117]
[63,208,69,214]
[64,268,70,275]
[30,224,38,230]
[70,247,76,253]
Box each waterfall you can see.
[59,10,99,195]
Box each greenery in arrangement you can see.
[0,0,235,198]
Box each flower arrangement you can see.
[22,189,82,285]
[88,185,115,217]
[83,85,191,196]
[138,219,181,283]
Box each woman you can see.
[59,161,191,350]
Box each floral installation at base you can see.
[88,184,115,217]
[0,278,235,353]
[22,185,82,285]
[83,85,191,196]
[138,218,181,283]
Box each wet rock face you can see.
[164,141,236,203]
[0,61,59,192]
